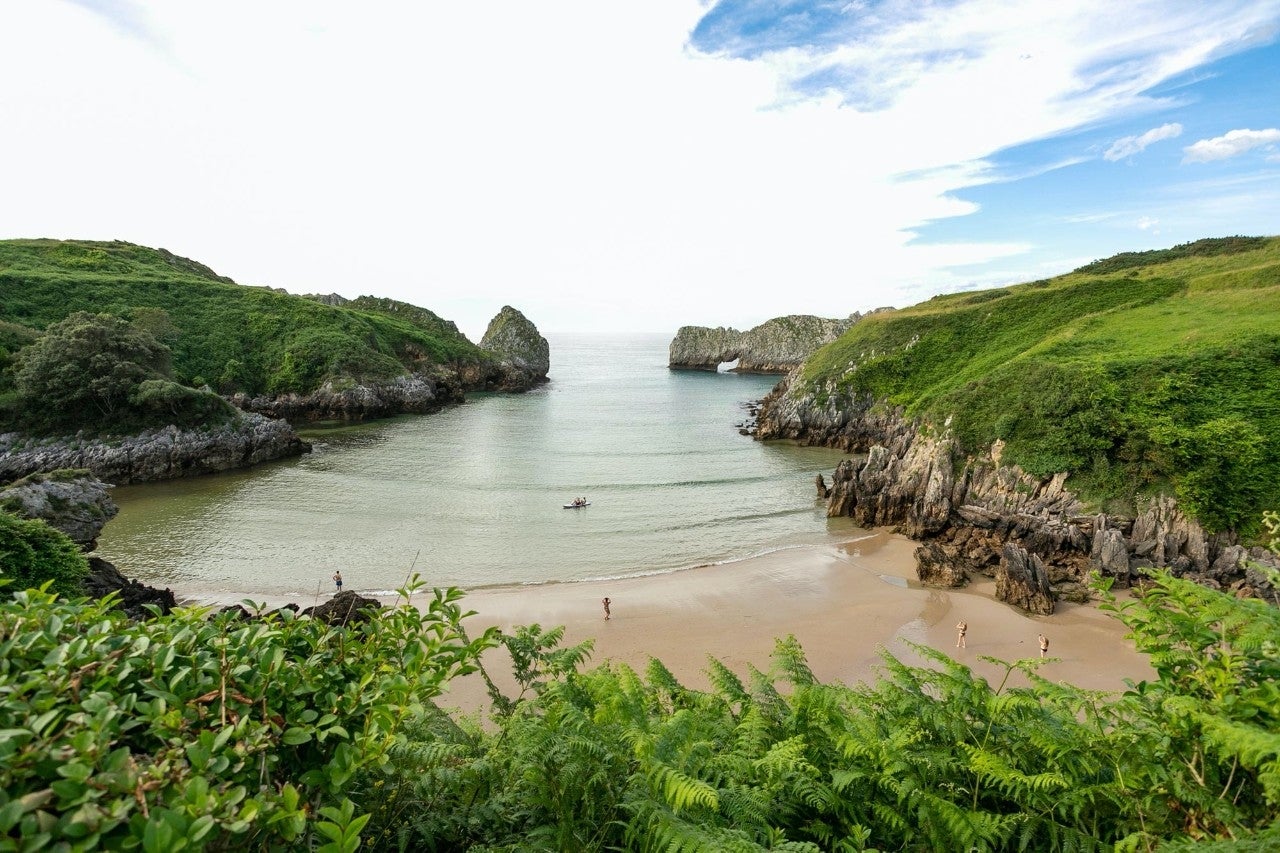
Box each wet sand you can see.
[422,529,1154,714]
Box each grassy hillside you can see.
[801,236,1280,532]
[0,239,489,403]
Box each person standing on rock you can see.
[1038,633,1049,658]
[602,596,611,621]
[956,620,967,648]
[333,571,343,593]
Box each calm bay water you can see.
[97,334,855,598]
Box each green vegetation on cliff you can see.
[0,240,489,418]
[801,237,1280,532]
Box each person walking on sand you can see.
[333,571,343,592]
[602,596,611,621]
[956,620,967,648]
[1038,632,1049,658]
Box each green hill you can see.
[800,236,1280,532]
[0,239,492,409]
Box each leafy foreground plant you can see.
[0,580,495,851]
[355,571,1280,852]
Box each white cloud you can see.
[1136,216,1159,231]
[1104,122,1183,161]
[1,1,1278,336]
[1182,128,1280,163]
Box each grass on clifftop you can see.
[0,239,489,406]
[802,236,1280,532]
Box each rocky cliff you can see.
[756,374,1279,612]
[669,314,860,373]
[0,413,310,485]
[0,470,118,550]
[479,305,550,391]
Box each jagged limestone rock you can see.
[669,314,858,373]
[996,543,1055,615]
[231,373,465,421]
[757,370,1280,603]
[480,305,550,390]
[915,542,967,587]
[0,413,310,485]
[0,470,118,551]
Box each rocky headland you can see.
[760,375,1280,613]
[669,314,863,373]
[479,305,551,391]
[230,301,551,419]
[0,412,310,485]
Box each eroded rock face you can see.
[755,372,1280,607]
[0,413,310,485]
[479,306,550,391]
[669,315,858,373]
[996,544,1055,615]
[915,542,967,587]
[0,470,118,551]
[232,373,465,421]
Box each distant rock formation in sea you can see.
[668,314,866,373]
[480,305,550,391]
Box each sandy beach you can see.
[425,529,1154,714]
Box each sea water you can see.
[96,334,857,598]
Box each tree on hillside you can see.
[12,311,171,426]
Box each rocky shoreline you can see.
[758,373,1279,612]
[0,412,311,485]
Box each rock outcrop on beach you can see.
[756,373,1280,611]
[0,470,118,550]
[302,590,383,627]
[83,557,178,619]
[669,314,861,373]
[0,413,310,485]
[479,305,551,391]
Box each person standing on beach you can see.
[1038,633,1049,657]
[956,620,967,648]
[333,571,343,592]
[602,596,611,621]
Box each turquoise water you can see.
[97,334,856,597]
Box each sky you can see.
[2,1,1278,341]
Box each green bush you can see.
[0,581,495,851]
[0,511,89,598]
[11,311,172,430]
[129,379,236,425]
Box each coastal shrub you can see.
[10,311,172,429]
[0,510,89,598]
[130,378,237,424]
[0,580,496,851]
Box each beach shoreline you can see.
[405,529,1154,714]
[178,528,1152,714]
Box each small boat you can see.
[563,501,591,509]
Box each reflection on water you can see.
[98,334,856,597]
